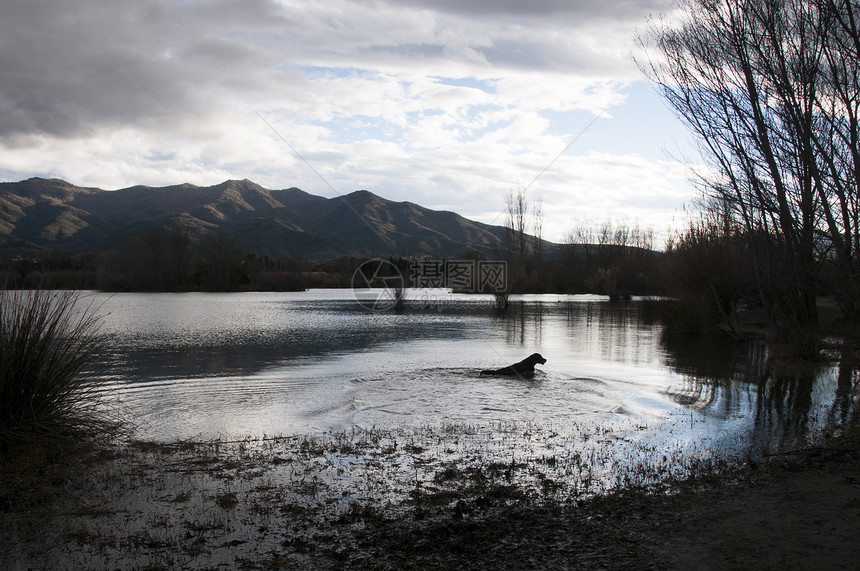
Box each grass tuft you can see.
[0,288,115,447]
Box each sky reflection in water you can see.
[92,290,857,461]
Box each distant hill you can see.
[0,178,555,260]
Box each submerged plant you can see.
[0,288,111,446]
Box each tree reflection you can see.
[832,356,860,427]
[661,330,857,451]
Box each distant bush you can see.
[652,291,719,335]
[0,289,112,447]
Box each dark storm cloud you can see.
[0,0,293,143]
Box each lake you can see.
[90,289,856,464]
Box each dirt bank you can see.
[2,424,859,569]
[311,430,860,569]
[647,437,860,569]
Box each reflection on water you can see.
[91,290,858,461]
[662,329,859,450]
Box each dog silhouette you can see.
[480,353,546,376]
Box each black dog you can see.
[480,353,547,376]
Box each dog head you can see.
[528,353,547,365]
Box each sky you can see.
[0,0,699,245]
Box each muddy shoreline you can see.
[3,422,859,569]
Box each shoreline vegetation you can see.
[2,422,859,569]
[0,289,123,449]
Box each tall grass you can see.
[0,288,111,447]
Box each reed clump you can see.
[0,288,111,447]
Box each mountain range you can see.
[0,178,553,260]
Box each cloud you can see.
[0,0,696,243]
[0,0,658,142]
[0,0,300,141]
[367,0,673,21]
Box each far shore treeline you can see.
[0,222,662,298]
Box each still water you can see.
[91,289,857,458]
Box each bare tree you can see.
[504,188,529,262]
[595,220,608,246]
[568,217,597,262]
[811,0,860,318]
[614,220,631,258]
[533,197,544,263]
[638,0,860,349]
[631,222,655,252]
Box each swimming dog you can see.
[480,353,546,376]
